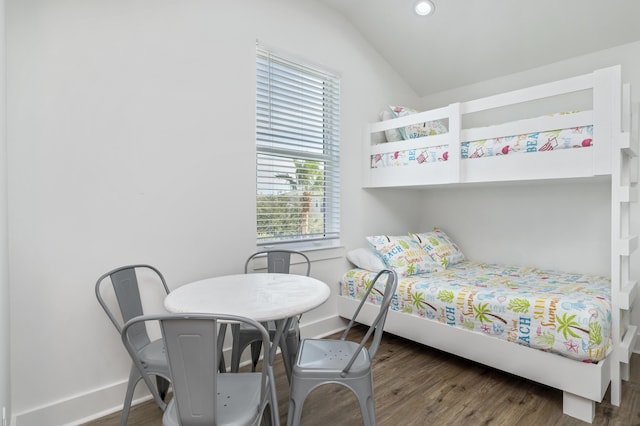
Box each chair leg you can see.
[286,396,304,426]
[231,324,263,373]
[119,366,140,426]
[156,376,170,401]
[250,341,262,372]
[133,368,167,412]
[285,332,300,369]
[231,324,242,373]
[231,339,257,373]
[352,375,376,426]
[218,353,227,373]
[357,391,376,426]
[121,365,170,425]
[287,377,313,426]
[218,322,228,373]
[262,403,273,426]
[143,376,168,412]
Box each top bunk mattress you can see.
[371,117,593,169]
[340,261,612,362]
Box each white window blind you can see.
[256,47,340,245]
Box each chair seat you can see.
[138,338,168,371]
[295,339,371,377]
[163,372,264,426]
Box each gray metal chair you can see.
[122,313,278,426]
[286,269,398,426]
[230,250,311,374]
[95,264,171,426]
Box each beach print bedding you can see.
[371,120,593,169]
[341,261,611,362]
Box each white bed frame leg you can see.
[621,362,630,381]
[563,392,595,423]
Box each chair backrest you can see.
[340,269,397,376]
[95,264,170,350]
[122,313,274,425]
[244,249,311,276]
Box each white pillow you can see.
[379,110,403,142]
[346,248,386,272]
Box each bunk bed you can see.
[336,65,639,423]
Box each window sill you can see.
[256,240,345,263]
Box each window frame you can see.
[255,47,341,247]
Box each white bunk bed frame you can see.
[338,65,639,422]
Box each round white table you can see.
[164,273,330,321]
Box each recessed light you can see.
[414,0,435,16]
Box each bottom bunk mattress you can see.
[341,261,612,362]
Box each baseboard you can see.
[11,314,347,426]
[12,380,154,426]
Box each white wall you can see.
[418,180,611,275]
[415,41,640,345]
[0,0,10,423]
[5,0,418,424]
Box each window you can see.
[256,47,340,246]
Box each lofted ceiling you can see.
[319,0,640,96]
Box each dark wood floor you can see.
[85,325,640,425]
